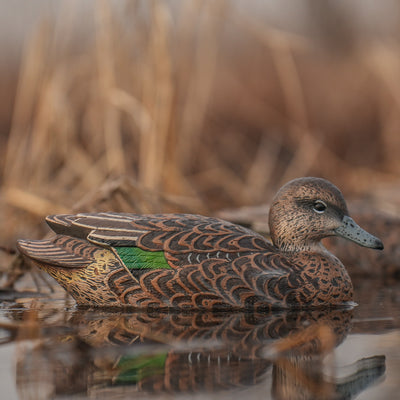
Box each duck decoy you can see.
[17,177,383,311]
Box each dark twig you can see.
[0,246,17,255]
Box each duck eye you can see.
[313,200,327,213]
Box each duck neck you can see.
[269,211,328,255]
[274,240,328,255]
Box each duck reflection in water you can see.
[14,308,385,400]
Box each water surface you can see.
[0,279,398,400]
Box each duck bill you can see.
[334,216,384,249]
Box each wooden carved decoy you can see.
[17,177,383,310]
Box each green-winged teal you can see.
[17,177,383,310]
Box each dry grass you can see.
[1,0,400,249]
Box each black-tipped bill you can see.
[334,216,384,250]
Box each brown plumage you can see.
[17,177,383,311]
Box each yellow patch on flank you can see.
[34,248,123,306]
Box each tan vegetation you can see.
[1,0,400,249]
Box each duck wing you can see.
[46,212,274,254]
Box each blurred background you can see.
[1,0,400,246]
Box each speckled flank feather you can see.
[17,178,383,310]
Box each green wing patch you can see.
[115,352,168,384]
[115,246,172,270]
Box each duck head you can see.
[268,177,384,253]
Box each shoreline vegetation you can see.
[1,1,400,249]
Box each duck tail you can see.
[17,235,96,268]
